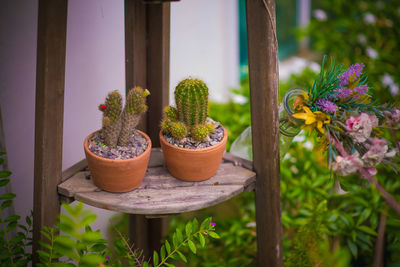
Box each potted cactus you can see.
[160,78,227,181]
[83,87,151,192]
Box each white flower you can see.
[366,47,378,59]
[364,13,376,24]
[381,73,395,86]
[313,9,327,21]
[362,138,388,167]
[390,84,399,96]
[357,34,367,45]
[346,113,378,143]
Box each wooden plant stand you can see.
[33,0,282,266]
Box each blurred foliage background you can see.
[166,0,400,266]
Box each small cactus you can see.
[161,78,214,141]
[118,87,150,146]
[99,88,149,148]
[99,91,123,148]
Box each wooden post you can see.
[125,0,170,258]
[33,0,68,264]
[245,0,283,266]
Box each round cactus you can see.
[174,78,209,128]
[170,121,188,139]
[192,124,210,141]
[163,106,178,121]
[160,119,173,134]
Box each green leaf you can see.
[164,263,175,267]
[80,254,104,265]
[185,221,192,237]
[172,233,178,248]
[347,239,358,257]
[0,179,10,187]
[5,214,20,222]
[26,215,32,226]
[79,212,97,227]
[0,152,5,156]
[82,231,103,242]
[192,218,198,231]
[165,240,171,254]
[198,233,205,247]
[55,235,75,249]
[160,245,166,260]
[208,231,220,239]
[177,251,187,263]
[0,200,13,210]
[143,262,149,267]
[0,193,16,200]
[40,230,51,241]
[358,225,377,236]
[0,158,3,165]
[176,228,183,242]
[38,240,52,250]
[200,217,211,230]
[0,171,11,178]
[36,250,49,259]
[188,240,196,254]
[357,209,372,225]
[153,250,159,266]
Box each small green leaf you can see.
[1,200,13,210]
[153,251,159,266]
[172,233,178,248]
[165,240,171,254]
[200,217,211,230]
[164,263,175,267]
[357,209,372,225]
[358,225,377,236]
[5,214,20,222]
[347,239,358,257]
[177,228,183,242]
[80,213,97,227]
[82,231,103,242]
[185,221,192,237]
[208,231,220,239]
[0,193,16,200]
[160,245,166,260]
[0,158,3,165]
[143,262,149,267]
[40,230,51,241]
[55,235,75,249]
[0,171,11,178]
[80,254,104,265]
[0,179,10,187]
[192,218,198,231]
[188,240,196,254]
[177,251,187,263]
[198,233,205,247]
[26,215,32,226]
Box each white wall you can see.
[0,0,239,237]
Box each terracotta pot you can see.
[159,128,227,181]
[84,130,151,192]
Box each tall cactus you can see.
[161,78,214,141]
[99,91,123,148]
[118,87,150,146]
[175,78,209,127]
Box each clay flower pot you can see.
[159,128,227,181]
[84,130,151,192]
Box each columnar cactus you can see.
[161,78,214,141]
[99,91,123,148]
[119,87,150,146]
[99,87,149,148]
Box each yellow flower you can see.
[292,106,331,134]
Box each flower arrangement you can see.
[287,56,400,214]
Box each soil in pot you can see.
[84,130,151,193]
[160,118,227,182]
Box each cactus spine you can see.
[99,87,149,147]
[161,78,214,141]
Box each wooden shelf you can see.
[58,148,255,216]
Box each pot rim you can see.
[84,129,152,163]
[159,127,227,153]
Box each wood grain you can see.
[58,159,256,215]
[246,0,283,266]
[33,0,68,264]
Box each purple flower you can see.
[335,88,352,99]
[316,98,338,113]
[337,63,365,86]
[352,85,369,99]
[210,221,216,226]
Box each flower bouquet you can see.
[231,56,400,214]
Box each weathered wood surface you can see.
[246,0,283,266]
[33,0,68,264]
[58,149,255,215]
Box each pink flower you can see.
[346,113,378,142]
[392,109,400,123]
[332,152,363,176]
[362,138,388,167]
